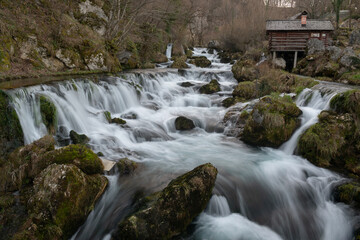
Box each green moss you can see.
[222,97,236,108]
[39,96,57,134]
[45,145,104,174]
[170,56,188,69]
[232,81,257,100]
[199,80,221,94]
[334,182,360,207]
[330,90,360,117]
[104,111,112,123]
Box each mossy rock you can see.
[21,164,108,239]
[70,130,90,145]
[333,182,360,208]
[170,56,189,69]
[0,135,56,192]
[222,97,236,108]
[40,96,57,134]
[152,52,168,64]
[185,49,193,58]
[0,48,11,72]
[175,116,195,131]
[112,163,218,240]
[231,60,259,82]
[180,82,194,88]
[0,90,23,158]
[117,158,138,176]
[241,95,302,148]
[340,71,360,86]
[315,61,340,78]
[104,111,127,125]
[199,80,221,94]
[43,144,104,175]
[330,90,360,118]
[189,56,211,68]
[232,81,257,100]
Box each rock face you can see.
[70,130,90,145]
[240,95,302,148]
[112,163,218,240]
[273,58,286,69]
[231,60,259,82]
[208,40,220,49]
[21,164,108,239]
[298,90,360,176]
[199,79,221,94]
[0,90,24,158]
[190,56,211,68]
[175,116,195,131]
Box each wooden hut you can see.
[266,12,334,68]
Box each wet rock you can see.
[190,56,211,68]
[180,82,194,88]
[40,96,57,134]
[175,116,195,131]
[231,60,259,82]
[222,97,236,108]
[117,158,138,176]
[307,38,325,55]
[170,56,189,69]
[17,164,108,239]
[112,163,218,240]
[0,90,24,158]
[0,135,55,192]
[70,130,90,145]
[333,182,360,208]
[240,95,302,148]
[232,81,257,101]
[199,79,221,94]
[105,111,127,125]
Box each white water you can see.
[6,48,358,240]
[166,43,173,59]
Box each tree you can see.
[332,0,345,28]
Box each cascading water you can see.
[166,43,173,59]
[6,48,358,240]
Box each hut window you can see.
[311,33,320,38]
[322,33,327,37]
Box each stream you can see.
[6,48,359,240]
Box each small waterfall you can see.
[166,43,173,59]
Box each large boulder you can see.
[298,110,359,176]
[339,47,359,68]
[117,158,138,176]
[350,29,360,46]
[307,38,325,55]
[112,163,218,240]
[16,164,108,239]
[240,95,302,148]
[0,136,104,192]
[175,116,195,131]
[208,40,220,49]
[199,79,221,94]
[327,46,343,62]
[273,58,286,69]
[231,60,259,82]
[0,90,23,158]
[189,56,211,68]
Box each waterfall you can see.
[5,50,358,240]
[166,43,173,59]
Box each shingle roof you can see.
[266,20,334,31]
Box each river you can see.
[6,48,358,240]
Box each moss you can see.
[117,158,138,175]
[185,49,193,58]
[334,182,360,208]
[44,145,104,175]
[340,71,360,86]
[199,80,221,94]
[175,116,195,131]
[0,90,24,157]
[189,56,211,68]
[232,81,257,100]
[330,90,360,117]
[170,56,188,69]
[104,111,112,123]
[222,97,236,108]
[231,59,258,82]
[69,130,90,145]
[241,95,302,147]
[39,96,57,134]
[104,111,126,125]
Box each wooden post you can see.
[273,51,276,61]
[293,51,298,69]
